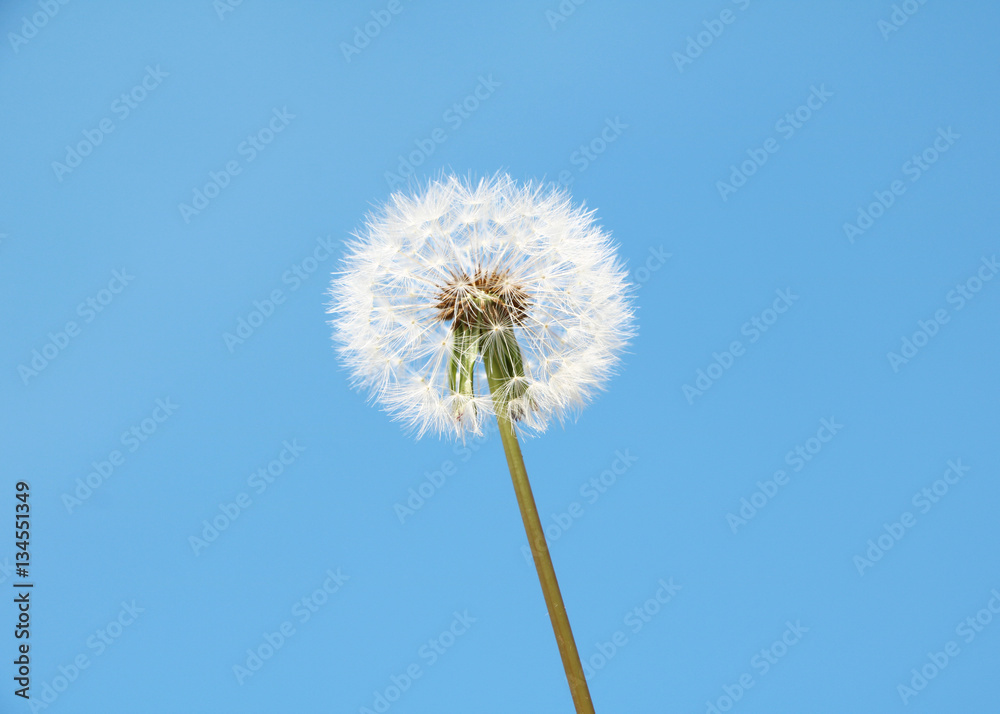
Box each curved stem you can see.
[485,368,596,713]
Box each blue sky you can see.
[1,1,998,712]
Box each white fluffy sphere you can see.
[329,174,634,439]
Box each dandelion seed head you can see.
[328,174,635,439]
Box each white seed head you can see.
[328,174,635,439]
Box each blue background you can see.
[1,1,998,712]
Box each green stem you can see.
[485,368,596,714]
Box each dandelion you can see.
[329,174,635,713]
